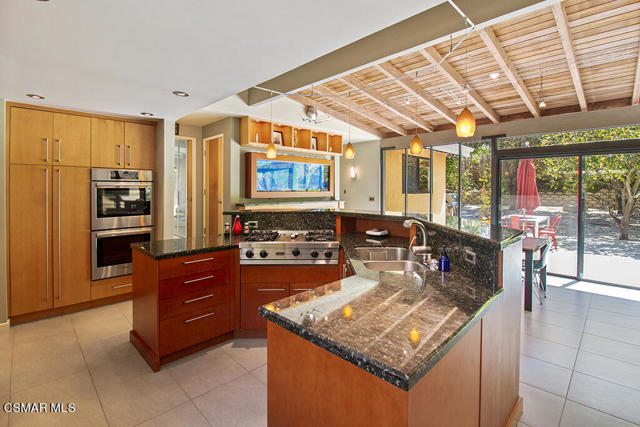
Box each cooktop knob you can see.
[292,248,301,256]
[310,251,319,258]
[260,250,268,258]
[324,251,333,258]
[245,250,254,258]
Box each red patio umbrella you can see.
[516,158,541,211]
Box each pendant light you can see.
[266,90,277,159]
[409,92,422,154]
[456,26,476,138]
[538,65,547,109]
[344,93,355,159]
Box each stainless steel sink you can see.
[355,247,416,261]
[361,260,427,273]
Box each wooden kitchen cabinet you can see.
[124,122,156,170]
[9,107,53,165]
[52,166,91,307]
[91,117,125,168]
[241,282,290,330]
[9,165,53,316]
[52,113,91,167]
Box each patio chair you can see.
[538,214,562,251]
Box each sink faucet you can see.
[403,219,432,256]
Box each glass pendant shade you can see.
[456,108,476,137]
[265,142,277,159]
[344,142,355,159]
[409,135,422,154]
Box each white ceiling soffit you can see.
[0,0,441,120]
[179,94,379,143]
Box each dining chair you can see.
[533,243,550,304]
[539,214,562,251]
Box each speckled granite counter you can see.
[259,232,501,390]
[131,234,241,260]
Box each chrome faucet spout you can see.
[403,219,431,255]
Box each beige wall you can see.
[155,119,176,240]
[0,99,7,323]
[384,148,447,215]
[340,140,380,211]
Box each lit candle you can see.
[409,328,421,344]
[343,305,353,319]
[264,304,275,312]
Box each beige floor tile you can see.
[580,333,640,366]
[526,309,586,332]
[88,349,156,391]
[574,351,640,392]
[518,382,565,427]
[9,370,107,427]
[10,316,74,344]
[137,401,209,427]
[589,298,640,318]
[95,369,188,427]
[167,347,247,399]
[546,288,591,307]
[11,330,86,395]
[70,304,127,326]
[584,319,640,347]
[536,298,589,318]
[193,373,266,427]
[220,338,267,371]
[78,330,139,370]
[568,372,640,424]
[72,316,131,347]
[520,334,578,369]
[587,309,640,331]
[251,363,267,386]
[521,316,582,348]
[520,354,572,397]
[560,400,636,427]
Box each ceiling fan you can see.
[301,106,332,124]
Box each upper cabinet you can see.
[124,122,156,170]
[91,118,125,168]
[53,113,91,167]
[9,107,53,165]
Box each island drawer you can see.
[241,282,290,330]
[159,302,231,356]
[158,250,232,280]
[159,283,231,320]
[159,267,229,299]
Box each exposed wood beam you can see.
[551,3,588,111]
[420,46,500,124]
[478,26,541,118]
[633,47,640,105]
[313,85,407,136]
[338,75,434,132]
[288,95,385,138]
[376,62,458,124]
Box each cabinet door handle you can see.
[127,145,132,166]
[56,138,61,163]
[44,168,49,302]
[293,288,311,291]
[184,312,214,324]
[116,144,122,165]
[57,169,61,300]
[43,138,49,162]
[183,275,214,285]
[183,293,214,304]
[258,288,286,292]
[112,283,132,290]
[182,257,214,265]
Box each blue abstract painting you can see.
[256,159,330,192]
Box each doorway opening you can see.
[174,136,196,238]
[204,135,224,236]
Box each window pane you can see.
[402,155,430,194]
[461,141,491,221]
[174,139,188,238]
[497,125,640,149]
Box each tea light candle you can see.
[409,328,421,344]
[343,305,353,319]
[264,304,275,312]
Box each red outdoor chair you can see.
[539,214,562,251]
[510,215,522,230]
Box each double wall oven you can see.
[91,169,153,280]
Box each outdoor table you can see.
[503,214,549,236]
[522,237,550,312]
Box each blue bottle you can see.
[438,248,450,272]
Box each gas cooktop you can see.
[239,230,339,265]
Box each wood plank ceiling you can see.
[289,0,640,138]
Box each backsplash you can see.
[227,211,336,231]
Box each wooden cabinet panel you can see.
[158,250,231,280]
[241,282,289,330]
[91,275,133,300]
[9,107,52,165]
[91,118,124,168]
[158,267,230,300]
[241,264,340,284]
[159,284,231,320]
[124,122,155,170]
[9,165,53,315]
[53,167,91,307]
[159,302,231,356]
[52,113,91,167]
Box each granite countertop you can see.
[259,232,501,391]
[131,234,241,260]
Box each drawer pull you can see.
[258,288,287,292]
[183,293,214,304]
[293,288,311,291]
[184,312,215,323]
[112,283,132,290]
[183,275,214,285]
[183,257,214,265]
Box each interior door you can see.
[9,165,53,315]
[53,166,91,307]
[91,118,124,168]
[9,107,52,165]
[125,122,156,170]
[53,113,91,167]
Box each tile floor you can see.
[0,282,638,426]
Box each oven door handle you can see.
[95,228,153,239]
[94,184,152,189]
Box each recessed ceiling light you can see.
[489,72,500,79]
[140,112,154,116]
[26,93,45,99]
[172,90,189,97]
